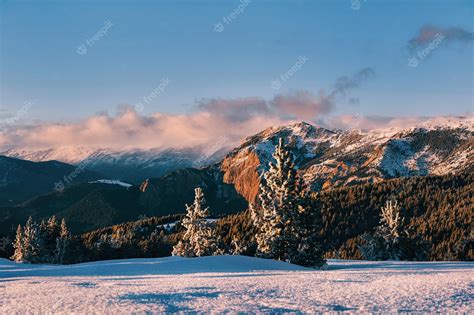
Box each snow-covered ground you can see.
[1,256,473,313]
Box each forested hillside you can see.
[3,173,469,262]
[217,173,472,261]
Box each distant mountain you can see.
[0,167,246,234]
[0,182,126,233]
[0,156,102,206]
[0,117,471,234]
[0,146,229,183]
[3,117,470,188]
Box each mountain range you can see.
[0,116,472,234]
[0,156,101,207]
[0,146,228,183]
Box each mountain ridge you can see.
[0,117,471,233]
[3,116,471,184]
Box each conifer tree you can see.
[22,216,43,263]
[172,188,221,257]
[359,199,428,260]
[47,216,60,240]
[54,218,70,264]
[45,216,61,262]
[38,219,52,263]
[251,138,325,267]
[11,225,25,263]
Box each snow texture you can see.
[1,256,473,313]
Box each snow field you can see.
[1,256,473,313]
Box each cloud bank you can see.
[0,68,399,151]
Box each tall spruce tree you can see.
[251,138,325,267]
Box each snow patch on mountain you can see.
[420,116,474,131]
[242,117,473,190]
[89,179,132,188]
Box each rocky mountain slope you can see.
[221,117,473,202]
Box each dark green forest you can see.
[1,173,472,262]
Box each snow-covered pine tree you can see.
[47,216,60,240]
[359,199,406,260]
[54,218,70,264]
[358,232,379,260]
[251,138,325,267]
[11,225,25,263]
[22,216,43,264]
[44,216,61,263]
[359,199,428,261]
[376,199,406,259]
[172,187,221,257]
[172,189,205,257]
[251,138,294,260]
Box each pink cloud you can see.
[0,105,292,150]
[0,68,381,150]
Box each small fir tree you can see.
[11,225,25,263]
[172,188,221,257]
[359,199,428,260]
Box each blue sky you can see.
[1,0,473,123]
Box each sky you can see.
[0,0,473,149]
